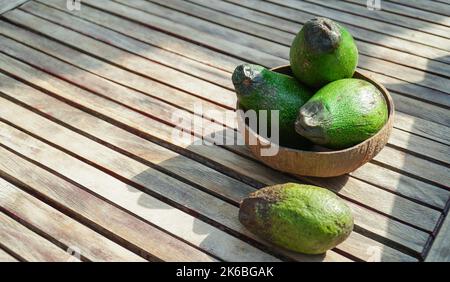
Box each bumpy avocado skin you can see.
[290,18,358,88]
[239,183,354,255]
[232,64,313,148]
[295,78,388,149]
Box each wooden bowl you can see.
[236,65,394,177]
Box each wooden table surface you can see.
[0,0,449,262]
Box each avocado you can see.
[290,17,358,88]
[232,64,313,148]
[239,183,354,254]
[295,78,388,149]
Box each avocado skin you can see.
[239,183,354,255]
[296,78,388,149]
[290,18,358,88]
[232,64,313,148]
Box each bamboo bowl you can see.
[236,65,394,177]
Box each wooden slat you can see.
[0,15,235,130]
[0,0,445,262]
[25,4,243,74]
[0,147,216,262]
[338,232,417,262]
[0,120,294,262]
[13,7,236,110]
[2,17,449,166]
[78,0,450,107]
[5,5,445,164]
[402,115,450,148]
[110,0,450,94]
[0,96,348,262]
[0,55,433,256]
[159,0,450,78]
[35,1,234,91]
[0,248,18,262]
[0,0,29,14]
[0,83,411,260]
[387,128,449,166]
[426,212,450,262]
[35,0,450,112]
[0,212,77,262]
[389,0,450,16]
[312,0,450,38]
[0,37,439,237]
[1,15,448,191]
[0,177,146,262]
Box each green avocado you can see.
[232,64,313,148]
[290,17,358,88]
[295,78,388,149]
[239,183,354,255]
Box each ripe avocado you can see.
[290,17,358,88]
[239,183,354,254]
[295,78,388,149]
[232,64,313,148]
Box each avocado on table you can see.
[295,78,388,149]
[232,64,313,148]
[290,17,358,88]
[239,183,354,255]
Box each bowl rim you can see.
[236,65,395,155]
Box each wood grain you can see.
[0,102,411,260]
[388,0,450,16]
[156,0,450,78]
[224,0,450,63]
[0,120,291,262]
[0,69,426,258]
[0,248,18,262]
[2,11,447,152]
[0,0,29,14]
[311,0,450,38]
[0,146,216,262]
[426,212,450,262]
[37,0,450,130]
[0,95,349,262]
[237,66,395,178]
[111,0,450,94]
[15,5,236,110]
[0,211,77,262]
[0,177,146,262]
[25,1,450,124]
[0,0,447,262]
[66,0,450,107]
[1,17,447,186]
[349,0,450,27]
[267,0,450,52]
